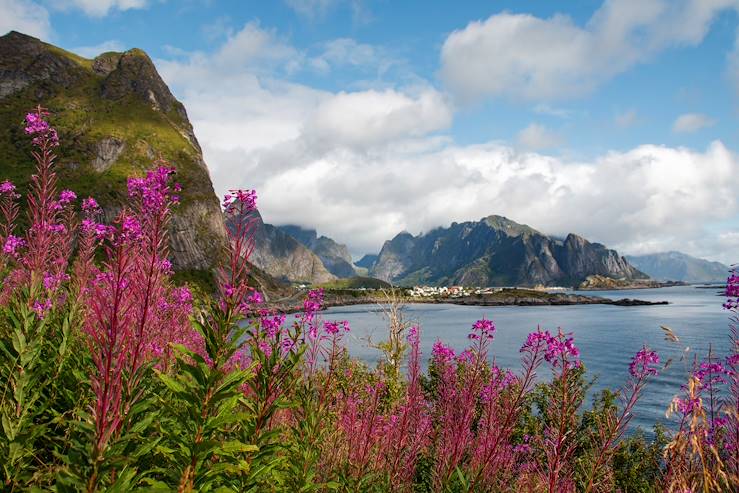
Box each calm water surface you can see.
[321,285,731,431]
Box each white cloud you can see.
[0,0,51,39]
[53,0,148,17]
[309,38,394,75]
[155,19,739,264]
[285,0,338,18]
[70,39,125,58]
[533,104,572,119]
[672,113,716,133]
[440,0,739,101]
[516,123,562,150]
[615,109,638,128]
[305,89,452,148]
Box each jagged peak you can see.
[482,214,539,236]
[2,30,40,43]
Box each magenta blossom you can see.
[32,298,53,319]
[725,270,739,310]
[695,361,727,387]
[520,329,551,352]
[82,197,100,213]
[432,340,456,363]
[0,180,16,194]
[24,111,58,146]
[247,289,264,304]
[629,346,660,379]
[543,331,580,369]
[3,235,25,258]
[324,320,350,335]
[43,271,70,292]
[469,318,495,340]
[59,189,77,205]
[223,189,257,214]
[257,340,273,358]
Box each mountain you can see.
[370,215,647,287]
[355,254,378,270]
[277,225,357,278]
[625,252,730,283]
[0,31,226,275]
[240,213,336,285]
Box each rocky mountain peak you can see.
[0,32,227,276]
[371,215,647,287]
[483,215,538,237]
[276,225,357,278]
[99,48,183,116]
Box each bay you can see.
[320,285,732,431]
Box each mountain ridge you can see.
[277,225,357,278]
[370,215,647,287]
[625,251,730,283]
[0,31,227,275]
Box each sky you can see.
[2,0,739,263]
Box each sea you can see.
[320,285,733,432]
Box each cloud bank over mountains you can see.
[154,16,739,263]
[2,0,739,263]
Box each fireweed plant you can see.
[0,108,737,492]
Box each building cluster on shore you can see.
[409,285,504,298]
[408,285,572,298]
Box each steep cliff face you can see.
[355,254,378,270]
[0,31,226,272]
[244,214,336,285]
[370,215,647,287]
[277,225,357,278]
[370,232,417,283]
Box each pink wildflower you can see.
[0,180,16,194]
[629,346,660,379]
[432,340,456,363]
[32,298,52,319]
[3,235,25,257]
[469,318,495,340]
[223,189,257,213]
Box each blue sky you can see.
[3,0,739,262]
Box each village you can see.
[407,285,570,299]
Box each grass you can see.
[318,276,392,290]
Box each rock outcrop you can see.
[0,31,227,272]
[241,213,336,285]
[370,215,647,287]
[277,225,357,278]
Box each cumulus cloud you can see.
[155,19,739,264]
[672,113,716,133]
[71,39,125,58]
[440,0,739,101]
[309,38,396,75]
[54,0,148,17]
[0,0,51,39]
[516,123,562,150]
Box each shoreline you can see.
[266,289,669,314]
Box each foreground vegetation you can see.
[1,108,738,492]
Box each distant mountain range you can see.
[235,212,336,285]
[277,225,357,278]
[369,215,647,287]
[625,252,730,283]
